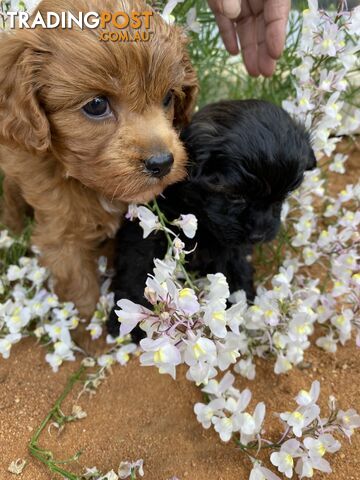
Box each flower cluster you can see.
[0,248,78,369]
[283,1,360,158]
[83,459,144,479]
[194,371,265,443]
[0,238,136,371]
[196,379,360,479]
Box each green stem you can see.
[151,199,198,291]
[28,365,86,479]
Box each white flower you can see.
[215,334,241,370]
[203,301,227,338]
[296,381,320,406]
[86,322,103,340]
[115,299,153,337]
[295,455,332,478]
[316,334,337,353]
[212,416,236,442]
[115,344,137,365]
[194,398,225,429]
[238,402,266,444]
[274,354,292,374]
[280,404,320,437]
[184,335,217,366]
[98,470,118,480]
[302,246,320,266]
[348,6,360,35]
[5,306,31,333]
[249,464,281,480]
[304,433,340,459]
[53,304,77,322]
[329,153,348,174]
[0,230,14,249]
[26,266,47,285]
[0,333,21,359]
[206,273,230,302]
[172,237,185,259]
[98,354,115,368]
[201,371,235,397]
[45,341,75,372]
[153,257,176,283]
[177,288,200,315]
[160,0,184,24]
[186,7,201,33]
[7,265,27,281]
[336,409,360,438]
[140,337,181,379]
[270,439,301,478]
[175,214,198,239]
[118,459,144,479]
[226,295,247,333]
[137,206,160,238]
[186,361,217,385]
[330,310,353,343]
[45,321,72,345]
[234,357,256,380]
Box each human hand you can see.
[207,0,291,77]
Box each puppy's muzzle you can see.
[144,153,174,178]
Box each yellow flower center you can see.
[317,443,326,456]
[179,288,192,298]
[153,349,165,363]
[212,311,226,323]
[322,39,333,49]
[285,453,294,467]
[193,342,206,359]
[293,411,304,421]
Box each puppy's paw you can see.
[71,322,108,357]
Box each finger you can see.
[208,0,242,19]
[264,0,291,59]
[237,14,260,77]
[256,12,276,76]
[222,0,241,18]
[214,12,239,54]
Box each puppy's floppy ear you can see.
[0,32,50,153]
[173,41,198,129]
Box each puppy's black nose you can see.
[144,153,174,178]
[249,232,265,243]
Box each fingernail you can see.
[222,0,241,19]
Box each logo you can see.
[4,10,154,42]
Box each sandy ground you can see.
[1,339,360,480]
[0,144,359,480]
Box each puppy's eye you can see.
[82,96,111,118]
[162,90,173,108]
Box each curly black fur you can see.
[107,99,316,338]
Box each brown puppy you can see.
[0,0,197,317]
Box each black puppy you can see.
[107,100,316,338]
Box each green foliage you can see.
[167,1,303,107]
